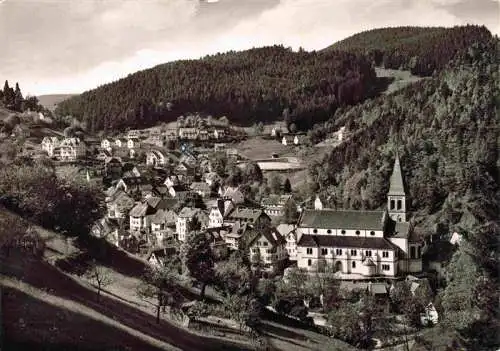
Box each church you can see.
[296,155,422,278]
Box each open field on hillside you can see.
[375,68,424,95]
[236,137,291,160]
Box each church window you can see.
[397,200,402,210]
[341,230,346,235]
[352,261,356,268]
[410,246,416,259]
[417,246,421,258]
[336,249,342,255]
[327,229,332,234]
[355,230,360,235]
[306,248,313,255]
[370,231,375,236]
[351,249,357,256]
[321,248,328,256]
[390,199,395,210]
[313,229,318,234]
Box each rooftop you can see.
[297,234,398,251]
[299,209,385,230]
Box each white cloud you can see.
[5,0,497,95]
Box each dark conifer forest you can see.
[55,45,377,132]
[327,25,492,76]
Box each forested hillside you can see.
[310,38,499,349]
[55,45,376,132]
[327,25,492,76]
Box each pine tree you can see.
[13,83,24,111]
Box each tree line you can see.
[327,25,493,76]
[55,45,377,132]
[0,80,43,113]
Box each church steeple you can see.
[387,153,407,222]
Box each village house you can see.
[147,247,177,268]
[146,150,167,167]
[247,227,288,272]
[127,130,141,139]
[220,186,245,205]
[208,198,235,228]
[176,207,209,242]
[203,172,222,188]
[104,157,123,179]
[100,138,112,151]
[129,196,169,233]
[224,222,250,250]
[295,155,423,278]
[178,127,199,140]
[212,128,226,140]
[105,188,135,219]
[96,149,112,161]
[214,143,227,152]
[56,137,87,161]
[261,194,293,217]
[168,184,190,199]
[127,137,140,149]
[150,209,178,233]
[190,182,211,198]
[41,136,61,157]
[282,135,301,146]
[198,130,210,141]
[164,175,181,188]
[225,208,271,228]
[164,129,178,141]
[276,224,298,261]
[114,138,127,148]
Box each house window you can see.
[263,241,268,246]
[321,248,328,256]
[355,230,360,235]
[313,229,318,234]
[267,249,272,254]
[327,229,332,234]
[350,249,357,256]
[397,200,402,210]
[252,248,258,253]
[382,251,389,258]
[370,231,375,236]
[341,230,346,235]
[410,246,416,259]
[382,264,390,271]
[417,246,421,258]
[307,259,312,266]
[352,261,356,268]
[365,250,372,257]
[306,248,313,255]
[336,249,342,255]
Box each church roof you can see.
[299,210,385,230]
[389,155,406,196]
[297,235,398,250]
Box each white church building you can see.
[296,155,422,278]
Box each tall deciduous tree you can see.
[181,232,215,299]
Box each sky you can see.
[0,0,498,96]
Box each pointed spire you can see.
[389,153,405,195]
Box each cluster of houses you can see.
[41,136,88,162]
[92,132,424,279]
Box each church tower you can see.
[387,154,407,222]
